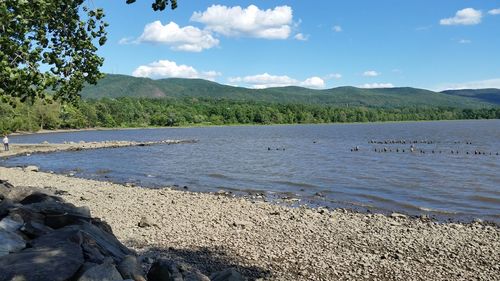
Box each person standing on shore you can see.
[3,135,8,151]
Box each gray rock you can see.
[77,261,124,281]
[9,206,46,225]
[0,241,84,281]
[24,200,91,229]
[20,220,53,238]
[19,192,62,205]
[147,260,210,281]
[390,212,407,219]
[210,268,246,281]
[0,230,26,256]
[78,222,133,264]
[138,216,154,228]
[23,165,39,172]
[30,226,83,249]
[0,216,24,232]
[117,255,146,281]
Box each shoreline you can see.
[9,118,500,137]
[0,139,197,158]
[0,166,498,280]
[3,134,499,226]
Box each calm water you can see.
[3,120,500,223]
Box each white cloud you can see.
[437,78,500,91]
[488,8,500,15]
[440,8,482,26]
[332,25,342,32]
[459,39,471,44]
[137,21,219,52]
[118,37,135,45]
[191,5,293,39]
[228,73,325,89]
[302,77,325,88]
[132,60,221,80]
[359,83,394,89]
[363,70,380,77]
[294,33,309,41]
[324,73,342,80]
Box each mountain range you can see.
[80,74,500,108]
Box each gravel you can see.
[0,166,498,281]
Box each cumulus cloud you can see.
[294,33,309,41]
[459,39,471,44]
[332,25,343,32]
[440,8,482,25]
[488,8,500,15]
[191,5,293,39]
[436,78,500,91]
[363,70,380,77]
[136,21,219,52]
[132,60,221,80]
[359,83,394,89]
[228,73,325,89]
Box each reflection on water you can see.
[4,120,500,223]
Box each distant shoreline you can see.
[10,118,500,137]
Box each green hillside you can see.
[441,89,500,105]
[80,74,496,108]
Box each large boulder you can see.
[147,259,210,281]
[117,255,146,281]
[19,192,63,205]
[210,268,246,281]
[0,241,84,281]
[0,229,26,257]
[77,259,124,281]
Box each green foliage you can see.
[442,89,500,105]
[0,0,107,103]
[1,97,499,133]
[126,0,177,11]
[80,75,496,108]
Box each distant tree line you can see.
[1,97,499,133]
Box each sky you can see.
[92,0,500,91]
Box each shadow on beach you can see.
[125,240,272,280]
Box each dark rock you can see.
[91,217,115,235]
[0,241,84,281]
[0,229,26,257]
[73,262,99,280]
[20,221,53,239]
[44,211,90,229]
[210,268,246,281]
[0,199,14,219]
[78,222,133,264]
[82,240,106,264]
[20,192,62,205]
[147,259,210,281]
[9,206,46,225]
[30,226,83,249]
[77,260,124,281]
[23,200,91,229]
[117,255,146,281]
[0,215,23,232]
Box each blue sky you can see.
[93,0,500,90]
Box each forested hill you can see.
[80,74,496,108]
[441,89,500,105]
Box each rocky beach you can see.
[0,160,499,280]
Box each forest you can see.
[1,97,499,133]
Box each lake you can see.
[3,120,500,223]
